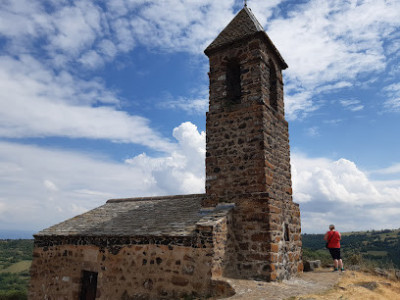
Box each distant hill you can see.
[0,230,35,239]
[0,239,33,298]
[0,229,398,298]
[302,228,400,269]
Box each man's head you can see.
[329,224,335,230]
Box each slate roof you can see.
[36,194,208,237]
[205,6,288,69]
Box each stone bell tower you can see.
[204,6,302,281]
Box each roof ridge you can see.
[106,193,206,203]
[204,6,288,69]
[205,6,264,53]
[243,6,264,32]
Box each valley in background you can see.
[0,228,399,299]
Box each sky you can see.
[0,0,399,236]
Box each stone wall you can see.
[30,243,213,299]
[206,104,292,202]
[206,34,291,201]
[210,211,231,278]
[204,32,302,281]
[29,210,235,299]
[204,193,302,281]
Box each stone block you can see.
[171,276,189,286]
[270,243,279,253]
[251,232,269,242]
[303,260,321,272]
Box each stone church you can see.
[29,5,302,299]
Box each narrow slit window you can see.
[226,60,241,104]
[284,223,290,242]
[269,60,278,110]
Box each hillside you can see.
[0,239,33,300]
[0,229,398,298]
[302,228,400,269]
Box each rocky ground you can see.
[218,269,340,300]
[217,269,400,300]
[290,269,400,300]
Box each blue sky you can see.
[0,0,399,235]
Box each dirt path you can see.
[220,269,341,300]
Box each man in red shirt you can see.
[324,224,344,272]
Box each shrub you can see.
[0,290,27,300]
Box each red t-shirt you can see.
[327,230,341,248]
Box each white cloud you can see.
[316,81,353,94]
[245,0,284,25]
[0,122,204,231]
[0,0,105,68]
[350,105,364,112]
[383,83,400,112]
[340,99,364,112]
[78,50,104,69]
[158,83,210,115]
[47,1,102,57]
[2,0,398,119]
[0,0,52,40]
[0,55,173,151]
[126,1,236,53]
[267,0,400,119]
[323,119,343,125]
[98,39,118,59]
[160,97,209,115]
[126,122,205,194]
[306,127,319,137]
[372,163,400,175]
[285,90,318,120]
[0,120,398,233]
[292,153,400,233]
[340,100,360,107]
[0,0,282,67]
[44,180,58,192]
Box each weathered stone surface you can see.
[374,267,390,278]
[30,244,212,299]
[205,6,287,70]
[304,260,321,272]
[36,194,206,237]
[29,206,235,299]
[204,3,302,281]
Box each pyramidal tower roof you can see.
[205,5,287,69]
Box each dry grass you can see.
[292,270,400,300]
[0,260,31,274]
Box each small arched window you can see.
[269,59,278,110]
[226,60,241,104]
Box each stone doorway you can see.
[80,270,98,300]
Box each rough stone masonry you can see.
[29,5,302,300]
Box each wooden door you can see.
[80,271,98,300]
